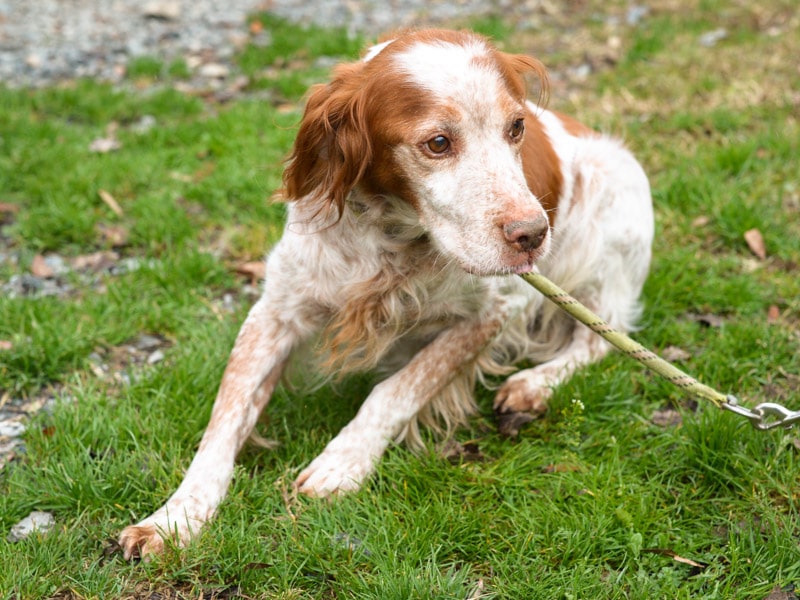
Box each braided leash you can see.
[519,271,800,430]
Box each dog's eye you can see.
[425,135,451,155]
[510,118,525,140]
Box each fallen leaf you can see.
[642,548,707,569]
[235,261,266,283]
[96,223,129,247]
[169,171,194,183]
[692,215,711,228]
[662,345,691,362]
[0,340,12,351]
[762,584,798,600]
[687,312,725,328]
[0,202,20,214]
[438,439,486,464]
[98,189,123,216]
[192,161,216,182]
[89,138,122,153]
[71,251,120,272]
[744,228,767,260]
[30,254,54,278]
[541,463,583,474]
[767,305,781,323]
[466,579,487,600]
[495,411,534,438]
[651,407,683,427]
[249,20,264,34]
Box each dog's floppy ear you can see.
[282,62,372,218]
[497,52,550,107]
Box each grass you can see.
[1,2,799,598]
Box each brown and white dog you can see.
[119,28,653,559]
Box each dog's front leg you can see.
[118,295,299,560]
[295,300,518,497]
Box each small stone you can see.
[199,62,230,79]
[89,137,122,153]
[626,5,649,26]
[131,115,157,134]
[699,28,728,47]
[0,420,26,437]
[25,53,42,69]
[142,1,181,21]
[147,349,165,365]
[134,334,163,351]
[8,511,55,542]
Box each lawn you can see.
[1,1,799,598]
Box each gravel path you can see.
[0,0,527,87]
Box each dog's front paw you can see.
[494,371,552,415]
[294,443,377,498]
[493,371,552,436]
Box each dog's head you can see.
[283,29,561,276]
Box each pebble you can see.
[699,28,728,47]
[8,511,56,542]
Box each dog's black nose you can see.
[502,217,549,252]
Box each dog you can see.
[119,28,653,559]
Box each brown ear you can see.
[497,52,550,107]
[282,62,372,218]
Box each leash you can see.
[518,271,800,430]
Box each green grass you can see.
[2,2,800,598]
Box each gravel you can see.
[0,0,524,88]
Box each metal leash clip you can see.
[723,395,800,430]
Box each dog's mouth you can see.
[459,253,543,277]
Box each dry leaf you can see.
[0,340,12,351]
[466,579,487,600]
[96,223,129,247]
[89,138,122,153]
[0,202,20,214]
[541,463,583,474]
[192,162,216,182]
[169,171,194,183]
[763,584,798,600]
[234,261,266,283]
[687,312,724,328]
[98,189,123,216]
[767,305,781,323]
[744,228,767,260]
[438,439,486,464]
[31,254,54,278]
[642,548,707,569]
[692,215,711,228]
[662,345,691,362]
[651,407,683,427]
[71,251,120,272]
[495,410,534,438]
